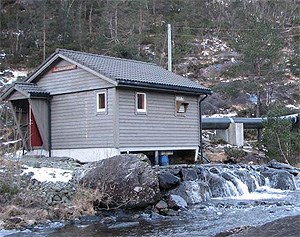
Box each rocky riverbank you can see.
[0,154,299,232]
[215,214,300,237]
[0,156,90,230]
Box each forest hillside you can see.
[0,0,300,116]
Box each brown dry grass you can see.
[0,156,104,230]
[70,187,101,217]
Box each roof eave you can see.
[28,93,50,99]
[117,80,212,95]
[0,86,14,100]
[26,53,60,83]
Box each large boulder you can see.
[78,155,160,209]
[180,168,199,181]
[167,194,187,210]
[170,180,210,204]
[267,160,300,176]
[261,169,297,190]
[158,172,181,190]
[207,173,239,197]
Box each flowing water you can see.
[1,166,300,237]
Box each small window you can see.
[175,96,189,114]
[136,92,146,113]
[96,91,106,112]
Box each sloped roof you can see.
[15,82,50,97]
[56,49,211,94]
[1,82,50,99]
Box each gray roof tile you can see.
[15,82,50,97]
[57,49,211,94]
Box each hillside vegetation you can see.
[1,0,300,115]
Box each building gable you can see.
[35,59,115,95]
[7,90,27,100]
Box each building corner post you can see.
[199,94,208,162]
[47,96,52,157]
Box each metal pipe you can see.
[201,115,298,130]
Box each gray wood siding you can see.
[37,60,113,95]
[8,91,27,100]
[51,89,114,149]
[118,89,200,148]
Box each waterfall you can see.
[162,163,298,205]
[204,165,297,200]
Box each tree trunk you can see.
[256,90,261,117]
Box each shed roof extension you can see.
[1,82,50,100]
[55,49,211,94]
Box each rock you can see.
[207,173,237,197]
[164,209,179,216]
[158,172,181,190]
[267,159,300,176]
[196,167,210,182]
[108,221,140,229]
[214,225,251,237]
[209,167,220,174]
[150,211,165,220]
[78,154,160,209]
[261,170,297,190]
[167,194,187,210]
[52,194,62,202]
[155,200,168,210]
[180,168,198,181]
[232,170,259,192]
[229,215,300,237]
[170,181,210,204]
[7,216,23,224]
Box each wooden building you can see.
[1,49,212,162]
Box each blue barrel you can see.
[159,155,169,166]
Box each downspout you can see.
[47,96,52,157]
[199,94,208,162]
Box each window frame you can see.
[96,91,107,113]
[135,92,147,113]
[175,95,189,115]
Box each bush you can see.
[262,108,300,164]
[224,147,247,159]
[0,181,19,196]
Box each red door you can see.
[30,110,43,147]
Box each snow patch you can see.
[0,69,28,85]
[22,166,73,183]
[203,112,238,118]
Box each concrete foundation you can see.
[216,123,244,147]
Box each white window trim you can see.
[96,91,107,113]
[136,92,147,113]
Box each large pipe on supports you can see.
[201,114,299,130]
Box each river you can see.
[0,165,300,237]
[2,177,300,237]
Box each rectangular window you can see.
[136,92,146,113]
[175,96,189,114]
[96,91,106,112]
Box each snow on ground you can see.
[203,112,238,118]
[286,104,300,110]
[22,166,73,183]
[2,139,21,145]
[0,69,28,85]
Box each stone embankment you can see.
[77,155,300,214]
[0,154,299,230]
